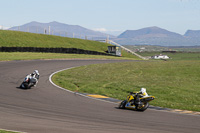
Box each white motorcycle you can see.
[20,75,38,89]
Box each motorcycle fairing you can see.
[140,96,155,102]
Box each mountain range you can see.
[8,21,200,46]
[114,27,200,46]
[9,21,113,40]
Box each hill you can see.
[184,30,200,37]
[9,21,114,40]
[0,30,141,59]
[8,22,200,46]
[114,27,200,46]
[118,26,183,38]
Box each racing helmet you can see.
[141,88,147,96]
[32,70,39,75]
[34,70,39,74]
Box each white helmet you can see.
[141,88,146,93]
[33,70,39,75]
[140,88,148,97]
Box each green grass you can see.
[124,45,200,52]
[0,30,140,59]
[52,60,200,112]
[0,30,111,52]
[0,52,139,61]
[4,30,199,111]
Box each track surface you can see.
[0,60,199,133]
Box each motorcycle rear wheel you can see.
[136,102,149,111]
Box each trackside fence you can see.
[0,47,116,56]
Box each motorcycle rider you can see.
[140,88,148,97]
[130,88,148,106]
[27,70,40,87]
[130,88,148,97]
[31,70,40,80]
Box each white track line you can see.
[0,128,27,133]
[49,67,118,104]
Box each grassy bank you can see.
[0,52,139,61]
[0,30,140,59]
[0,30,111,52]
[52,60,200,111]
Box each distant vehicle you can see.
[151,54,170,59]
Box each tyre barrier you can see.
[0,47,115,56]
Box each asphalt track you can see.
[0,59,200,133]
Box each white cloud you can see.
[93,28,124,36]
[0,25,10,30]
[93,28,108,32]
[93,28,122,32]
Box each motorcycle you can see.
[119,92,155,111]
[20,75,37,89]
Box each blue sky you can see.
[1,0,200,35]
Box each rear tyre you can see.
[119,100,127,109]
[137,102,149,111]
[23,82,30,89]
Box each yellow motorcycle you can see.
[119,92,155,111]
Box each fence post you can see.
[48,26,51,35]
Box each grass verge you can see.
[0,52,140,61]
[52,60,200,112]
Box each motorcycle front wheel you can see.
[118,100,127,109]
[21,82,30,89]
